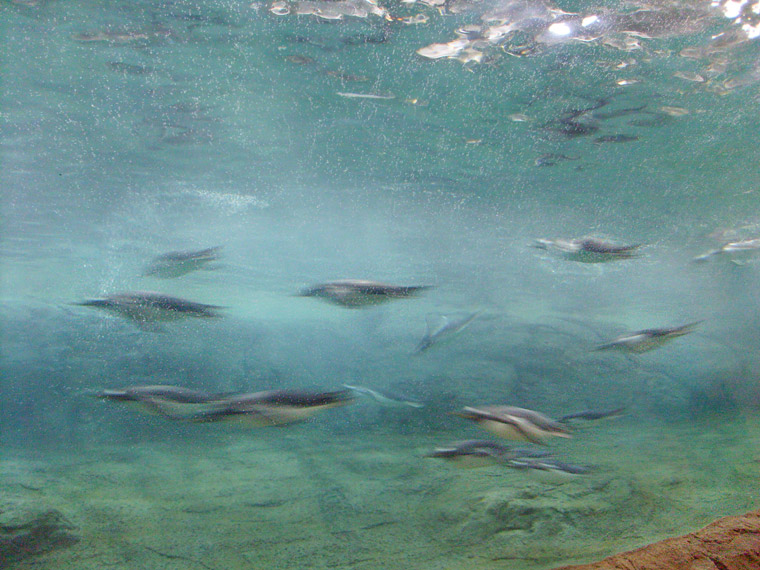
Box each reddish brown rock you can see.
[554,510,760,570]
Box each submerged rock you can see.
[453,484,620,545]
[0,505,79,567]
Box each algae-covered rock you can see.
[456,485,616,544]
[0,503,79,567]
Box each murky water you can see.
[2,0,760,568]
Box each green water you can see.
[2,0,760,568]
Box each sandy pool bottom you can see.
[4,412,760,570]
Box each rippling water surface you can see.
[2,0,760,568]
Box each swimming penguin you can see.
[426,440,515,468]
[413,311,482,354]
[91,385,223,418]
[534,153,580,168]
[532,237,641,262]
[595,322,702,353]
[74,292,223,331]
[426,440,553,469]
[181,389,355,426]
[342,384,424,408]
[143,246,222,278]
[452,406,571,445]
[506,458,592,482]
[297,280,432,308]
[558,407,626,423]
[693,238,760,264]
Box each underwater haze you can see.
[2,0,760,568]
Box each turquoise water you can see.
[2,0,760,568]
